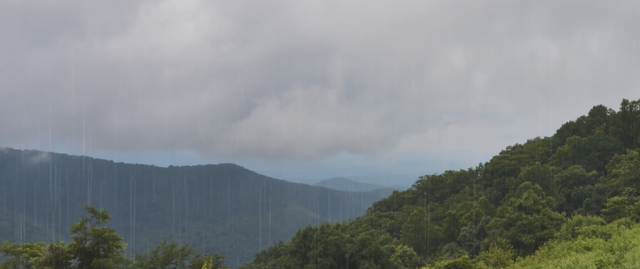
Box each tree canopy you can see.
[1,205,227,269]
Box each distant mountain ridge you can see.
[315,177,407,192]
[0,148,394,268]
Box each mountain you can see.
[315,177,408,192]
[314,177,390,192]
[387,184,410,191]
[350,173,416,188]
[0,148,394,268]
[241,98,640,269]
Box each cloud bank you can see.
[1,0,639,161]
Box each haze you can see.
[1,0,639,185]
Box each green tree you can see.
[609,99,640,148]
[511,163,561,207]
[485,182,565,255]
[476,238,514,269]
[555,215,607,241]
[401,208,442,258]
[554,165,599,213]
[134,239,193,269]
[302,224,347,269]
[0,241,46,269]
[550,129,624,176]
[348,231,397,269]
[67,205,129,269]
[441,199,490,250]
[390,244,423,269]
[585,105,613,134]
[581,183,613,216]
[0,205,229,269]
[455,216,490,258]
[133,239,224,269]
[551,105,615,151]
[39,241,73,269]
[479,138,553,203]
[188,254,225,269]
[606,149,640,191]
[600,196,639,223]
[427,255,477,269]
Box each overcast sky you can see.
[1,0,639,185]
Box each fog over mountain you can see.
[0,148,393,267]
[2,0,640,180]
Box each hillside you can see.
[315,177,395,192]
[504,218,640,269]
[0,149,394,267]
[240,98,640,269]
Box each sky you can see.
[1,0,639,186]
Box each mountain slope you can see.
[0,148,394,267]
[315,177,389,192]
[240,98,640,269]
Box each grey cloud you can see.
[1,0,640,160]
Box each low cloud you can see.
[1,0,639,161]
[28,151,51,165]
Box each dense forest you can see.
[236,98,640,268]
[1,205,230,269]
[0,151,394,267]
[3,98,640,269]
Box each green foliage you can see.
[0,241,46,269]
[479,137,553,203]
[555,165,599,214]
[133,239,192,269]
[485,182,565,255]
[401,208,442,258]
[0,206,131,269]
[68,205,129,269]
[610,99,640,149]
[556,215,607,241]
[133,239,225,269]
[504,221,640,269]
[600,195,640,223]
[511,163,558,199]
[606,149,640,191]
[425,255,478,269]
[476,238,515,269]
[581,183,614,216]
[455,216,489,258]
[551,129,625,176]
[0,206,227,269]
[244,222,401,269]
[390,245,423,269]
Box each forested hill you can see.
[240,99,640,269]
[315,177,400,192]
[0,149,394,268]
